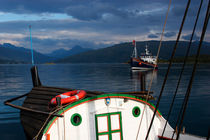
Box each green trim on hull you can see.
[43,93,162,135]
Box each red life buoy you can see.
[50,90,86,105]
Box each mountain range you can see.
[0,44,92,64]
[0,41,210,64]
[46,45,93,59]
[0,43,52,64]
[57,41,210,63]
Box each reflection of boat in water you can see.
[131,70,157,81]
[130,40,158,70]
[131,70,157,92]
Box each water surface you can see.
[0,63,209,139]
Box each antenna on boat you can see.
[29,25,42,87]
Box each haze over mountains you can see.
[0,41,210,64]
[46,45,93,59]
[0,43,93,64]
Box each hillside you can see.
[46,45,93,59]
[57,41,210,63]
[0,58,21,64]
[172,55,210,63]
[0,43,53,63]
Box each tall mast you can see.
[29,25,34,65]
[145,44,150,55]
[132,40,138,58]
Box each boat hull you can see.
[41,94,167,140]
[130,58,158,70]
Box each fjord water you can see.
[0,63,209,139]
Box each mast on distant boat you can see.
[145,44,150,55]
[132,40,138,58]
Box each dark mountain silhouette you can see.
[57,41,210,63]
[0,41,209,64]
[0,43,52,63]
[46,45,93,59]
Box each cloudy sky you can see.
[0,0,209,53]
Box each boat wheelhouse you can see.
[130,40,158,70]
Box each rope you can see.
[33,107,62,140]
[62,107,66,140]
[176,1,210,139]
[161,0,203,137]
[145,0,192,139]
[33,101,71,140]
[135,0,172,139]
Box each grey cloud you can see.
[148,34,158,39]
[0,0,209,53]
[148,31,176,39]
[164,32,176,38]
[182,33,200,41]
[20,37,108,53]
[65,2,130,21]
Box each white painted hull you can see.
[41,94,205,140]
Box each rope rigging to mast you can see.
[162,0,203,137]
[135,0,172,139]
[175,1,210,139]
[145,0,192,139]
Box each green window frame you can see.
[71,113,82,126]
[95,112,123,140]
[132,106,141,117]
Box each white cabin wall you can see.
[120,99,161,140]
[42,97,164,140]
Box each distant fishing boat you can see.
[130,40,158,70]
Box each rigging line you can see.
[145,0,192,139]
[176,1,210,140]
[135,0,172,139]
[62,107,66,140]
[171,0,204,138]
[33,99,73,140]
[29,25,34,66]
[161,0,203,137]
[33,107,63,140]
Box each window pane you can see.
[99,134,109,140]
[110,114,120,130]
[97,116,108,133]
[112,132,121,140]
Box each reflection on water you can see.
[130,69,157,92]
